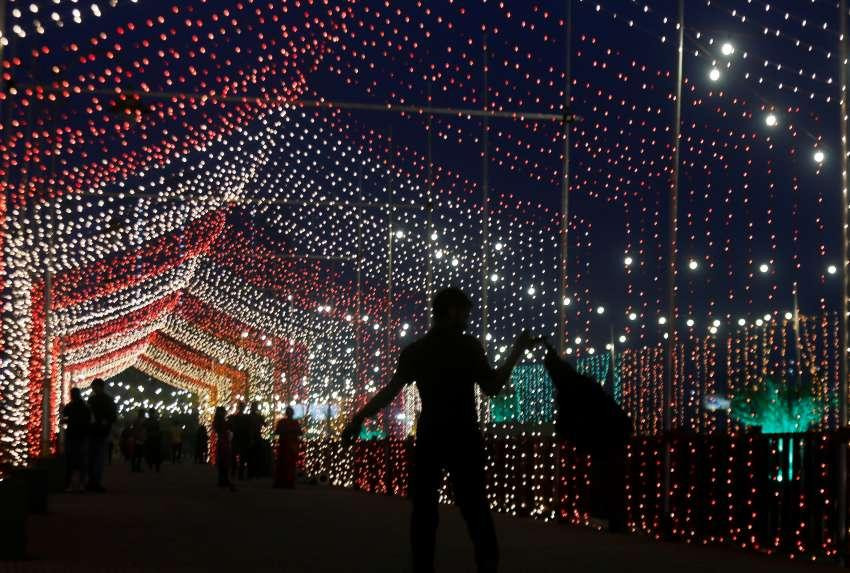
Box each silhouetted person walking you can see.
[130,409,147,473]
[195,425,209,463]
[228,402,249,480]
[87,378,117,492]
[343,287,533,573]
[145,410,164,472]
[247,401,265,478]
[214,407,236,491]
[61,387,91,492]
[542,340,632,532]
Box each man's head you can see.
[284,406,295,419]
[237,401,246,413]
[432,287,472,331]
[70,387,82,402]
[91,378,105,395]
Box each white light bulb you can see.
[814,150,826,164]
[688,259,699,270]
[618,335,627,343]
[828,264,838,275]
[527,286,536,296]
[624,256,633,267]
[784,311,794,320]
[708,68,721,82]
[490,273,499,282]
[686,318,695,327]
[765,113,778,127]
[712,319,722,327]
[658,316,667,325]
[574,336,582,345]
[596,306,605,315]
[721,42,735,56]
[628,312,638,321]
[759,263,770,273]
[738,318,747,326]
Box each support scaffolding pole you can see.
[558,0,573,356]
[27,85,577,124]
[838,0,849,559]
[479,32,491,426]
[385,129,394,438]
[426,82,435,324]
[481,32,491,352]
[663,0,685,530]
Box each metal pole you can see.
[385,129,394,440]
[355,207,363,394]
[26,85,578,124]
[558,0,573,357]
[478,32,491,426]
[792,286,803,386]
[838,0,849,558]
[663,0,685,532]
[481,32,491,352]
[426,81,435,325]
[609,325,617,397]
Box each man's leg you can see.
[411,439,441,573]
[448,436,498,573]
[593,445,628,533]
[88,437,106,489]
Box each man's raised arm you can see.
[341,372,407,442]
[477,329,534,397]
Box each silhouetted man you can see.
[542,341,632,532]
[343,287,533,573]
[87,378,117,492]
[228,402,249,480]
[247,401,266,477]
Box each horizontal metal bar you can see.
[24,84,580,123]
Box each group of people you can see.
[61,286,628,573]
[60,378,118,493]
[118,409,191,473]
[212,402,302,491]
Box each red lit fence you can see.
[302,431,845,562]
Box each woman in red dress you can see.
[274,406,302,489]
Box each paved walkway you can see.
[3,463,836,572]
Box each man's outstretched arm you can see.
[341,372,406,441]
[478,330,534,397]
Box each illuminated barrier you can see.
[302,432,843,561]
